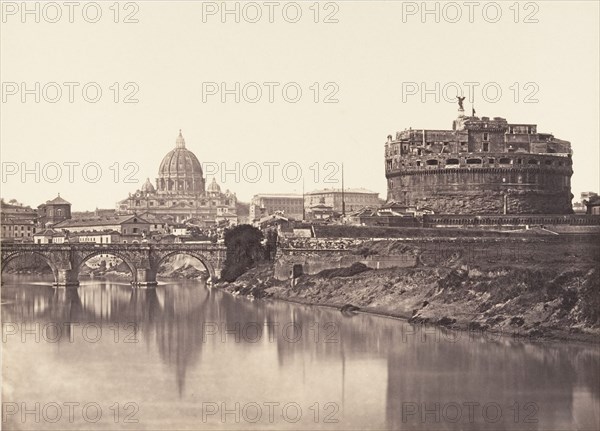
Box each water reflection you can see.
[2,275,599,430]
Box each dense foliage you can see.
[221,225,266,282]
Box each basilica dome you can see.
[156,131,205,194]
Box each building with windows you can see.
[37,194,71,227]
[1,200,37,242]
[53,214,150,243]
[137,212,170,234]
[585,195,600,215]
[305,188,380,214]
[117,131,237,226]
[249,194,304,221]
[33,229,67,244]
[384,108,573,214]
[1,200,37,221]
[575,192,598,214]
[306,202,334,221]
[1,218,36,242]
[72,231,122,244]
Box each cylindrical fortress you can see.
[385,113,574,215]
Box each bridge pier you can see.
[132,268,157,288]
[53,269,80,288]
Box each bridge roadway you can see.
[0,243,226,287]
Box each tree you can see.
[264,228,278,261]
[221,225,265,282]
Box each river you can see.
[2,275,599,430]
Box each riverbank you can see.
[215,237,600,344]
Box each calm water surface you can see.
[2,275,599,430]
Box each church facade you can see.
[117,131,238,226]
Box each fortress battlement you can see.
[384,111,574,215]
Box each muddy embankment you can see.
[216,236,600,343]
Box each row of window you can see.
[2,225,35,231]
[133,200,230,206]
[37,239,141,244]
[79,236,114,243]
[2,232,33,237]
[390,157,570,168]
[122,228,141,234]
[308,196,377,202]
[45,208,65,216]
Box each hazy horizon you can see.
[2,1,598,211]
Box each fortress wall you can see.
[273,254,417,280]
[386,154,573,214]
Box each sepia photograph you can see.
[1,1,599,430]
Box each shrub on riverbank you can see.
[221,225,266,282]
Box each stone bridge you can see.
[0,243,226,287]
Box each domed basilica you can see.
[117,131,237,226]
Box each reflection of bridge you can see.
[1,243,226,287]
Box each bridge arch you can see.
[1,244,225,287]
[76,250,138,284]
[1,251,59,284]
[152,251,217,281]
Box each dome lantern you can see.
[175,129,186,149]
[207,177,221,193]
[141,177,156,193]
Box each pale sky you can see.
[1,1,599,211]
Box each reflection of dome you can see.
[206,178,221,193]
[156,131,205,194]
[141,178,156,193]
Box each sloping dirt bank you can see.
[216,236,600,344]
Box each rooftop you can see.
[308,188,378,195]
[40,194,71,206]
[34,229,64,237]
[70,229,121,235]
[253,193,303,199]
[54,214,149,228]
[1,218,36,225]
[1,201,35,211]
